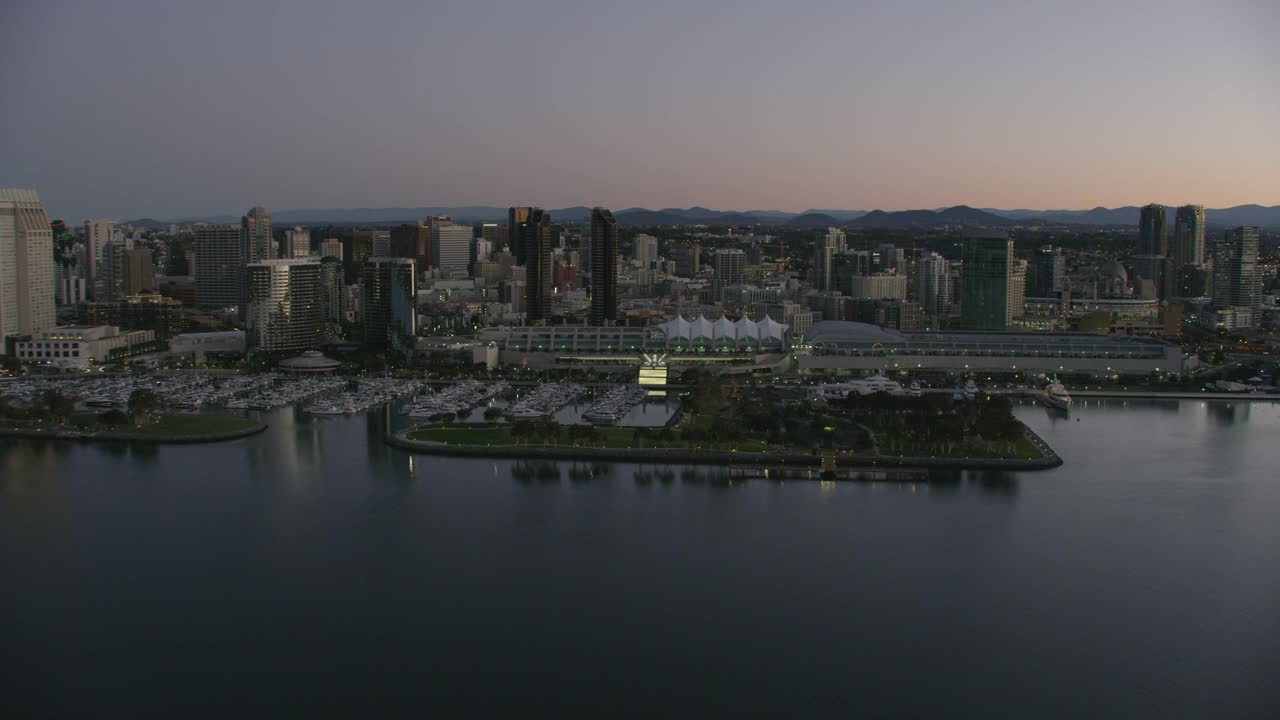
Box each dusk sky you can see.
[2,0,1276,220]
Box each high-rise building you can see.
[351,230,375,263]
[847,273,908,300]
[242,206,273,262]
[712,249,746,303]
[1,189,56,346]
[1131,255,1174,300]
[912,252,952,321]
[675,244,701,277]
[634,234,659,267]
[319,257,344,337]
[1008,258,1027,321]
[245,259,322,351]
[1029,245,1066,297]
[1212,226,1261,309]
[479,223,501,254]
[285,227,311,259]
[390,223,426,263]
[431,223,473,274]
[959,234,1013,331]
[319,238,343,260]
[812,228,846,292]
[79,293,187,341]
[371,230,391,257]
[124,247,155,295]
[508,207,533,264]
[1138,204,1167,257]
[360,257,417,348]
[589,207,618,326]
[1172,205,1206,267]
[83,219,114,300]
[523,209,557,324]
[193,223,244,312]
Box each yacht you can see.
[1039,376,1072,410]
[963,380,979,400]
[907,381,923,398]
[815,374,903,401]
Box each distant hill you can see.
[985,204,1280,228]
[614,209,691,226]
[803,209,868,222]
[849,205,1011,229]
[786,212,842,228]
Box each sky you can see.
[1,0,1277,220]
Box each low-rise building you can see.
[15,325,158,370]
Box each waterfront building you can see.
[1,189,56,347]
[1172,205,1206,267]
[242,206,273,262]
[360,257,417,349]
[1212,226,1261,310]
[589,207,619,326]
[1139,204,1167,257]
[959,234,1013,331]
[79,293,187,341]
[193,223,244,312]
[245,259,322,351]
[319,257,344,337]
[168,330,247,361]
[14,325,157,370]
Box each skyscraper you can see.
[959,233,1013,331]
[390,223,426,263]
[0,189,55,346]
[912,252,952,321]
[319,256,345,337]
[1029,245,1066,297]
[523,209,557,324]
[589,207,618,326]
[1212,226,1261,310]
[1172,205,1206,267]
[193,223,244,311]
[319,238,343,260]
[431,223,473,274]
[124,248,155,295]
[1138,204,1167,257]
[360,257,417,348]
[285,227,311,259]
[634,234,659,267]
[508,207,533,264]
[245,259,322,351]
[712,248,746,303]
[812,228,846,292]
[242,206,273,262]
[83,218,114,300]
[1008,258,1027,321]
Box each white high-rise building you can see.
[320,238,343,260]
[431,224,473,274]
[1,189,56,349]
[913,252,952,321]
[634,234,659,266]
[813,228,846,292]
[712,248,746,303]
[84,218,114,299]
[285,227,312,259]
[245,259,322,351]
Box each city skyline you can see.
[3,1,1277,219]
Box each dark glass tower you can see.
[508,207,533,265]
[589,207,618,326]
[1172,205,1206,267]
[1212,226,1261,309]
[523,209,556,324]
[959,233,1013,331]
[1138,204,1167,257]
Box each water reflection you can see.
[1207,401,1250,426]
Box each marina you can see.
[400,380,510,418]
[304,378,425,415]
[582,385,649,424]
[505,383,584,419]
[223,376,349,410]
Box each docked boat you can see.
[815,374,903,401]
[907,381,923,398]
[1039,376,1072,410]
[963,380,979,400]
[583,385,647,424]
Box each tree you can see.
[127,389,160,423]
[41,390,76,424]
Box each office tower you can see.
[390,223,425,263]
[319,256,344,337]
[634,234,659,266]
[360,257,417,347]
[589,207,618,326]
[675,244,700,277]
[79,293,187,341]
[0,189,56,346]
[959,233,1013,331]
[508,207,534,264]
[1138,204,1167,257]
[319,238,342,260]
[523,209,557,324]
[242,206,273,262]
[479,223,501,253]
[83,219,114,299]
[1008,258,1027,321]
[712,248,746,302]
[1212,226,1261,309]
[877,243,904,271]
[912,252,952,319]
[351,230,375,263]
[124,248,155,295]
[1176,264,1212,298]
[193,223,244,311]
[431,223,473,274]
[812,228,846,292]
[847,273,908,300]
[1131,254,1174,300]
[371,230,391,257]
[285,227,311,259]
[245,259,322,351]
[1029,245,1066,297]
[1172,205,1206,267]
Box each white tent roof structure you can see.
[654,314,788,344]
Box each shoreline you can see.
[386,425,1063,471]
[0,419,268,444]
